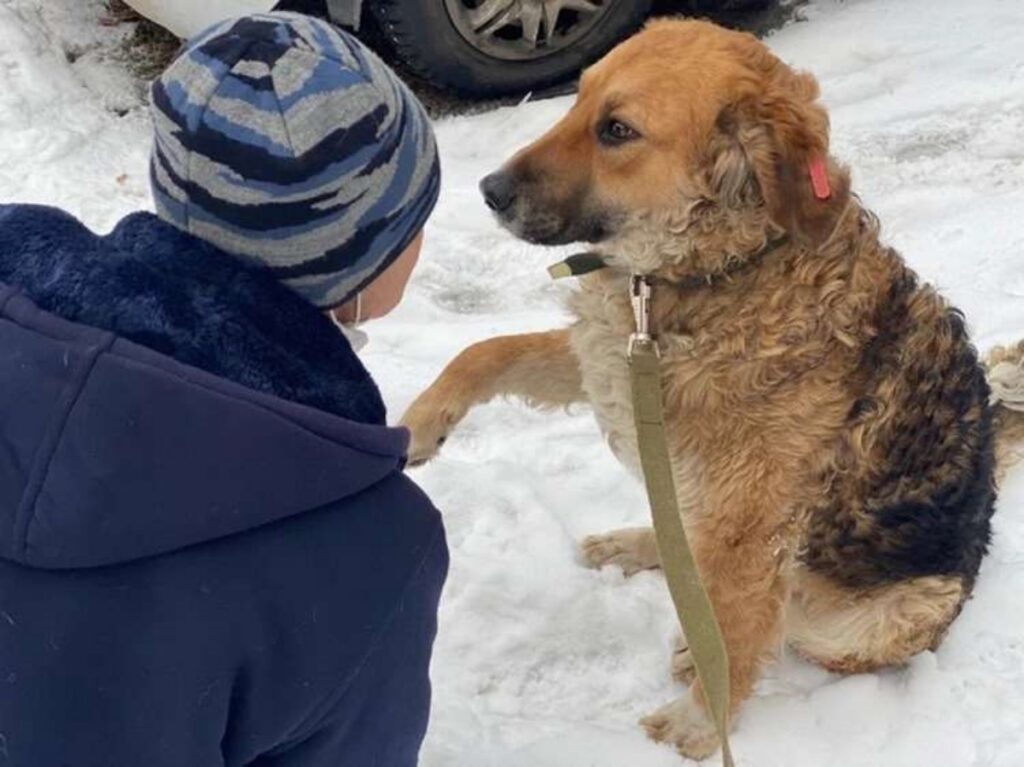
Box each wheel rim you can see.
[444,0,613,62]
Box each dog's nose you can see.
[480,172,517,213]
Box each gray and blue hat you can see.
[150,12,440,308]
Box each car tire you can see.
[370,0,653,97]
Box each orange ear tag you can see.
[809,156,832,200]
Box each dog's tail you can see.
[985,340,1024,481]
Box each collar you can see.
[548,234,792,290]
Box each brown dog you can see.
[401,19,1024,759]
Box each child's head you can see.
[149,13,439,315]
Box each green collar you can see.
[547,235,792,288]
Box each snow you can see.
[1,0,1023,764]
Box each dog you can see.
[400,19,1024,759]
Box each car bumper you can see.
[121,0,276,39]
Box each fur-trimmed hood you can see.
[0,204,409,569]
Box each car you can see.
[122,0,768,96]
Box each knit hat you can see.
[149,12,440,309]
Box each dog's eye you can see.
[598,118,640,146]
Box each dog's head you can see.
[481,19,850,275]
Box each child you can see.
[0,13,446,766]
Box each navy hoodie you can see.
[0,205,448,766]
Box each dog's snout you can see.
[480,172,517,213]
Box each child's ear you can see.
[710,72,851,246]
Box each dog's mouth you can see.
[480,170,619,247]
[498,207,615,247]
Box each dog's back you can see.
[802,218,996,591]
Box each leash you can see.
[628,275,735,767]
[549,257,737,765]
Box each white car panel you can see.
[122,0,276,39]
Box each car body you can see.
[123,1,766,97]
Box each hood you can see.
[0,205,408,569]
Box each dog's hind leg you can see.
[785,566,965,674]
[401,329,582,464]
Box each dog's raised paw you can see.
[580,528,660,576]
[640,696,720,760]
[400,397,459,467]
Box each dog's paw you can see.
[399,395,461,467]
[640,695,720,760]
[580,528,660,576]
[671,635,697,686]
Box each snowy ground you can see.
[2,0,1023,765]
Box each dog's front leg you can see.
[581,527,661,576]
[641,490,789,760]
[401,329,583,464]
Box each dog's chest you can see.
[567,279,699,478]
[569,285,642,473]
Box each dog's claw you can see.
[671,636,697,686]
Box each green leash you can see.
[551,257,735,766]
[628,276,735,767]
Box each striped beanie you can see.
[150,13,440,309]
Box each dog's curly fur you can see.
[401,19,1024,759]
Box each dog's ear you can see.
[711,72,850,246]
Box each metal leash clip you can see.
[628,274,658,359]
